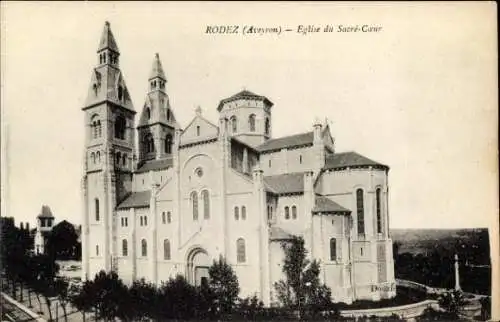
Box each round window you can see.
[195,167,203,177]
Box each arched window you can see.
[122,239,128,256]
[117,86,123,101]
[249,114,256,132]
[376,188,382,234]
[196,126,200,136]
[91,152,96,164]
[93,83,98,96]
[202,190,210,219]
[141,239,147,257]
[99,54,103,64]
[265,118,270,135]
[292,205,297,220]
[115,115,126,139]
[191,191,198,220]
[163,239,171,260]
[164,134,172,154]
[167,211,171,223]
[166,109,171,121]
[97,120,102,137]
[237,238,246,263]
[231,116,237,133]
[96,151,101,163]
[241,206,246,220]
[91,115,101,138]
[234,206,239,220]
[267,205,272,221]
[162,212,166,224]
[284,206,290,220]
[95,198,100,221]
[103,52,107,63]
[356,189,365,236]
[144,134,155,153]
[96,245,99,256]
[330,238,337,261]
[144,216,148,226]
[146,107,151,120]
[122,154,127,166]
[116,152,121,165]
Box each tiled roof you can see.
[269,226,295,241]
[217,89,273,111]
[117,191,151,209]
[38,205,54,218]
[264,172,305,195]
[136,158,173,173]
[257,132,314,153]
[312,196,351,214]
[324,152,388,170]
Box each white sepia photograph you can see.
[0,2,498,322]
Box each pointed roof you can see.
[97,21,119,53]
[264,172,306,195]
[257,131,314,153]
[149,53,166,80]
[38,205,54,218]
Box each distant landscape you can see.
[390,228,491,295]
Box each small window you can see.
[146,107,151,120]
[191,191,198,220]
[95,198,100,221]
[249,114,256,132]
[164,239,171,260]
[376,188,382,234]
[360,247,363,256]
[164,134,173,154]
[91,152,96,164]
[118,86,123,101]
[144,216,148,226]
[231,116,237,133]
[330,238,337,261]
[196,126,201,136]
[265,118,270,135]
[122,154,127,166]
[96,245,99,256]
[116,152,121,165]
[267,205,272,221]
[299,155,302,164]
[284,206,290,220]
[125,217,128,226]
[162,212,166,224]
[115,115,126,139]
[167,211,171,223]
[140,216,143,226]
[202,190,210,219]
[241,206,246,220]
[234,206,239,220]
[141,239,147,257]
[96,151,101,163]
[292,206,297,220]
[237,238,246,263]
[356,189,365,236]
[269,159,271,168]
[121,218,124,227]
[122,239,128,256]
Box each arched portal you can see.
[186,247,210,287]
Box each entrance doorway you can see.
[186,247,210,286]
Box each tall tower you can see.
[217,90,273,147]
[137,53,177,162]
[81,21,136,280]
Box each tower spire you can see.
[149,53,166,81]
[97,21,120,53]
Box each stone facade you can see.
[81,22,396,305]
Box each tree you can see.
[45,220,80,260]
[31,254,60,322]
[70,282,93,322]
[88,270,130,321]
[274,236,333,319]
[438,289,466,319]
[159,275,200,320]
[128,279,159,321]
[54,277,70,322]
[208,255,240,317]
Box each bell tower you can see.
[81,21,136,280]
[137,53,177,162]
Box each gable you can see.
[180,115,219,146]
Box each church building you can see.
[81,22,396,305]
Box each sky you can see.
[1,2,497,229]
